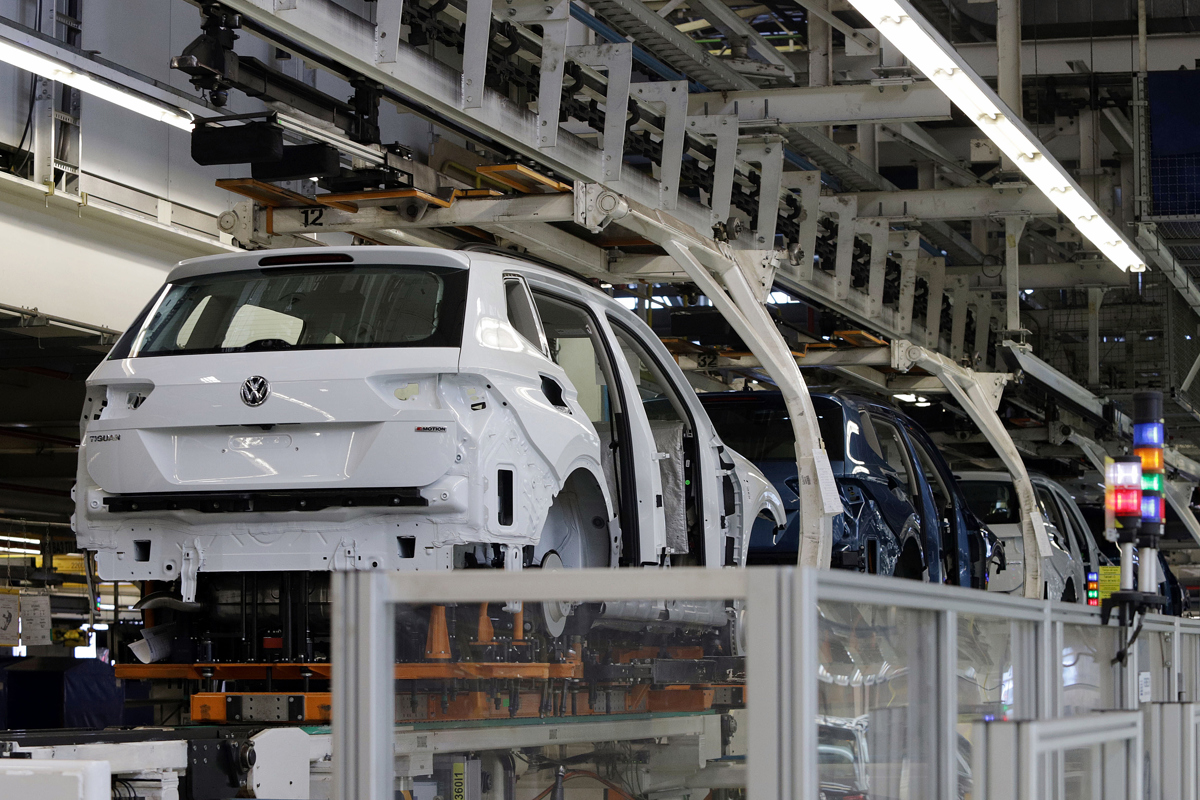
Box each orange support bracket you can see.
[425,605,452,660]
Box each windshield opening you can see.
[698,394,845,461]
[113,265,468,358]
[959,480,1021,525]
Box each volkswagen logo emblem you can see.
[240,376,271,407]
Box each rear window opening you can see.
[116,265,468,358]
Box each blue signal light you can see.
[1134,422,1164,448]
[1142,494,1162,521]
[1087,572,1099,582]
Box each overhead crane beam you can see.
[848,185,1058,221]
[688,81,953,127]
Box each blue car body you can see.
[697,391,997,588]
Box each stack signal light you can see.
[1141,495,1162,522]
[1134,422,1164,448]
[1133,396,1165,529]
[1135,447,1164,474]
[1112,487,1142,516]
[1107,459,1142,488]
[1106,458,1142,522]
[1086,572,1100,605]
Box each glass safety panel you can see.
[392,592,747,800]
[1062,624,1120,716]
[818,600,939,800]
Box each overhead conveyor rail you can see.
[130,0,1197,588]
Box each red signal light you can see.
[1112,487,1142,516]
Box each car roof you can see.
[956,470,1059,488]
[166,245,595,288]
[168,246,473,282]
[695,389,851,406]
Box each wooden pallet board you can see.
[216,178,359,212]
[315,186,455,213]
[834,329,889,347]
[455,188,505,198]
[476,163,572,193]
[215,178,321,209]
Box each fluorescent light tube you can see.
[0,534,40,545]
[0,39,193,130]
[847,0,1147,271]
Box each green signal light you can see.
[1142,473,1164,492]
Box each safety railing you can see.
[330,566,1200,800]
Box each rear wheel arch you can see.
[534,466,615,569]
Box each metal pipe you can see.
[240,574,248,659]
[1139,547,1158,594]
[552,766,565,800]
[996,0,1022,171]
[111,580,119,662]
[1137,0,1148,74]
[301,571,311,661]
[500,754,517,800]
[282,572,293,661]
[84,550,95,627]
[251,573,260,662]
[1121,542,1136,590]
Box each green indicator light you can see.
[1142,473,1164,492]
[1087,591,1099,598]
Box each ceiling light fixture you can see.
[845,0,1146,272]
[0,38,194,131]
[0,546,40,555]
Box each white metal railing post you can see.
[1010,617,1039,720]
[1040,604,1055,718]
[795,568,818,800]
[1189,705,1200,800]
[747,566,792,800]
[1176,620,1184,701]
[938,608,959,800]
[1052,619,1065,717]
[332,569,393,800]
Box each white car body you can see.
[957,471,1096,603]
[74,247,784,601]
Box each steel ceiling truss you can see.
[203,0,1122,581]
[211,0,1100,373]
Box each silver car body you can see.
[957,470,1093,602]
[74,247,784,600]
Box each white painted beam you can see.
[849,185,1057,220]
[955,32,1200,78]
[688,81,952,126]
[946,261,1129,289]
[0,174,232,332]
